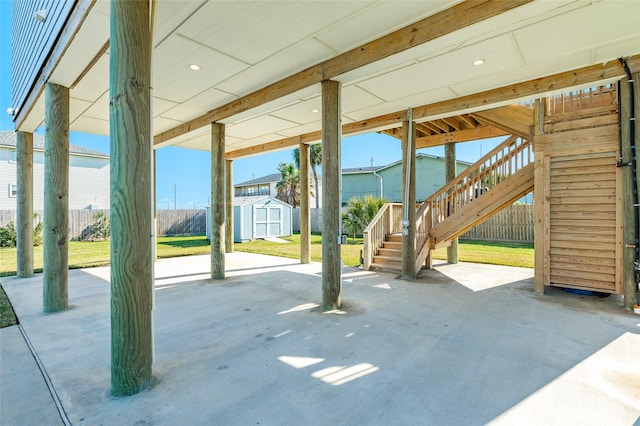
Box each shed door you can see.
[254,204,283,238]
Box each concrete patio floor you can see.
[1,252,639,425]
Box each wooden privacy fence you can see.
[460,204,533,243]
[0,209,206,240]
[291,204,534,243]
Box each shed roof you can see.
[233,195,291,208]
[0,131,109,159]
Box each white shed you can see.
[206,195,292,243]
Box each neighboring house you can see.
[342,153,471,204]
[0,131,110,210]
[235,172,322,207]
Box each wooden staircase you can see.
[370,234,403,272]
[364,134,534,275]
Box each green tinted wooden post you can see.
[225,159,234,253]
[445,142,459,264]
[300,142,311,264]
[110,0,153,397]
[16,131,34,278]
[43,83,69,312]
[211,123,226,279]
[322,80,342,309]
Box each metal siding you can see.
[342,173,379,204]
[11,0,74,118]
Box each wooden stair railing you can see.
[363,203,403,270]
[364,135,534,274]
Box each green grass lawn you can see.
[1,234,533,277]
[0,235,532,327]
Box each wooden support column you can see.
[533,99,547,295]
[16,132,34,278]
[211,123,226,279]
[322,80,342,309]
[401,115,416,279]
[225,159,234,253]
[110,0,153,397]
[445,142,458,264]
[300,142,311,264]
[43,83,69,312]
[621,74,639,309]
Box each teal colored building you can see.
[342,153,471,205]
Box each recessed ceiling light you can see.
[472,59,485,66]
[189,64,201,71]
[311,109,320,113]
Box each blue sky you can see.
[1,2,502,209]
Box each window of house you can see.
[259,184,269,195]
[10,150,16,163]
[247,186,256,195]
[8,184,17,198]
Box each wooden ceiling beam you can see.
[155,0,534,145]
[415,125,510,149]
[458,114,478,129]
[430,119,452,132]
[414,123,435,136]
[225,55,640,159]
[441,116,462,131]
[471,104,534,139]
[411,55,640,121]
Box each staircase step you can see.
[369,262,402,273]
[386,234,403,243]
[377,247,402,257]
[382,241,402,249]
[372,255,401,265]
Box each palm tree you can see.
[293,144,322,208]
[276,162,300,207]
[341,195,387,238]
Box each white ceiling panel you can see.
[153,97,179,118]
[70,54,110,103]
[593,35,640,63]
[226,115,299,140]
[71,116,110,136]
[356,35,521,102]
[342,86,384,114]
[49,9,109,89]
[315,1,457,53]
[215,38,335,97]
[270,99,322,125]
[154,116,186,135]
[176,1,368,65]
[515,1,640,65]
[160,88,238,122]
[153,34,249,103]
[221,85,320,125]
[450,50,593,98]
[344,87,455,122]
[69,98,94,124]
[82,92,110,122]
[273,122,322,139]
[153,0,207,46]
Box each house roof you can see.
[235,173,281,187]
[342,153,473,174]
[0,131,109,159]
